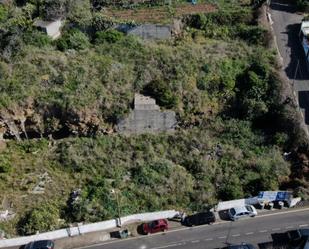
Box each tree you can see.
[143,80,178,109]
[56,29,90,51]
[41,0,66,21]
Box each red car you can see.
[142,219,168,234]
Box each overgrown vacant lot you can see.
[104,3,216,23]
[0,0,308,237]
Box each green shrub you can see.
[143,80,178,109]
[91,13,115,32]
[0,155,11,173]
[236,25,267,45]
[56,29,90,51]
[18,202,61,235]
[95,30,124,44]
[0,5,8,22]
[296,0,309,11]
[23,30,52,47]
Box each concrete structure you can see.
[118,24,172,40]
[33,19,62,40]
[117,94,177,134]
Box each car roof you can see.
[232,206,249,213]
[26,240,53,249]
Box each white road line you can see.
[286,226,294,229]
[76,207,309,249]
[245,232,254,235]
[272,228,281,231]
[232,234,241,237]
[205,238,213,241]
[259,230,268,233]
[191,240,200,243]
[152,243,180,249]
[218,236,227,239]
[300,224,309,227]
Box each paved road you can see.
[270,0,309,128]
[78,208,309,249]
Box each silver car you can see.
[228,205,257,221]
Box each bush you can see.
[22,30,52,47]
[18,202,61,235]
[0,5,8,22]
[91,13,115,32]
[236,25,268,45]
[41,0,66,21]
[0,155,11,173]
[296,0,309,12]
[143,80,178,109]
[57,29,90,51]
[95,30,124,44]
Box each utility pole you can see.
[111,189,122,227]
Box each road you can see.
[270,0,309,129]
[77,208,309,249]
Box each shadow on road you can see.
[285,23,309,80]
[270,0,297,14]
[218,210,231,221]
[270,0,309,80]
[298,91,309,124]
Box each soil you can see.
[105,3,216,23]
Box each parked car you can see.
[24,240,54,249]
[142,219,168,235]
[182,211,216,226]
[226,243,256,249]
[287,229,309,246]
[228,205,257,221]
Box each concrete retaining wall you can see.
[216,197,259,211]
[0,210,179,248]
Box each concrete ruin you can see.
[117,93,177,134]
[117,24,172,40]
[33,19,62,40]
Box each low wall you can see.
[216,197,259,211]
[0,210,179,248]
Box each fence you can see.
[0,210,179,248]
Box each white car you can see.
[228,205,257,221]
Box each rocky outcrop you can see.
[0,100,112,141]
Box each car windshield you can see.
[230,208,236,215]
[246,206,253,212]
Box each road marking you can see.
[300,224,308,227]
[232,234,241,237]
[205,238,213,241]
[152,243,180,249]
[259,230,268,233]
[286,226,293,229]
[218,236,227,239]
[245,232,254,235]
[191,240,200,243]
[272,228,281,231]
[75,207,309,249]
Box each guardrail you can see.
[0,210,179,248]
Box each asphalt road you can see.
[270,0,309,127]
[78,208,309,249]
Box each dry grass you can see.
[104,3,216,23]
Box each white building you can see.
[33,19,62,40]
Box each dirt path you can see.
[105,3,216,23]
